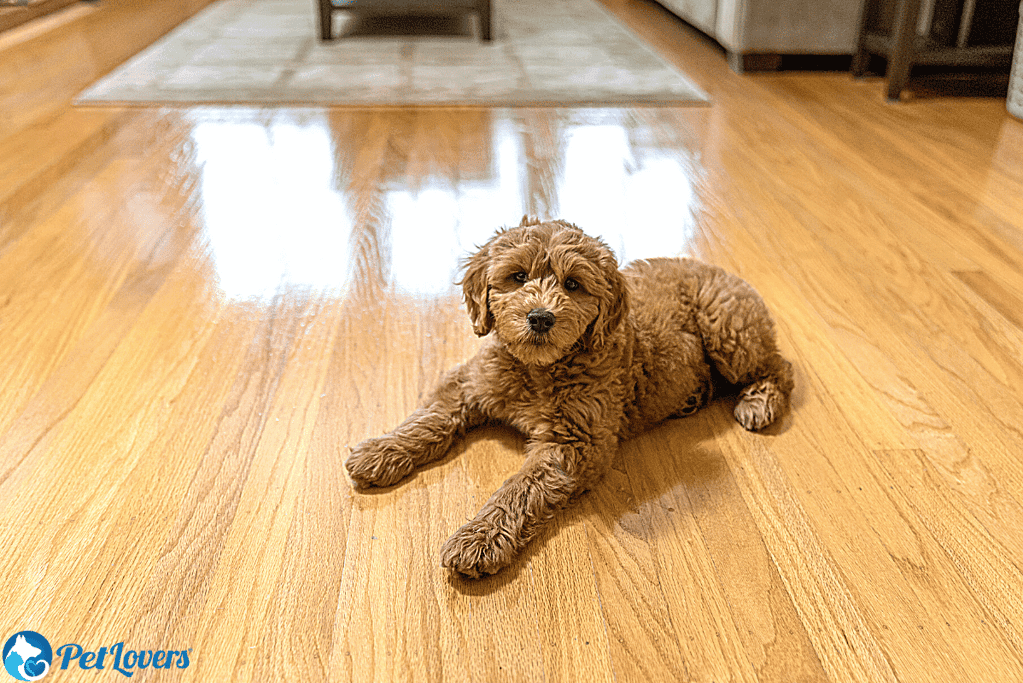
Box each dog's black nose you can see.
[527,308,556,333]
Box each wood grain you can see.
[1,0,1023,680]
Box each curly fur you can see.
[346,217,794,578]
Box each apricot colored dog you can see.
[346,218,793,578]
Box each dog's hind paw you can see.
[734,380,786,431]
[440,520,518,578]
[345,436,415,488]
[734,396,773,431]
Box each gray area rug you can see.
[76,0,709,106]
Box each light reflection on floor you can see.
[559,124,698,262]
[192,117,350,299]
[190,110,701,301]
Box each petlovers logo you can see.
[3,633,190,679]
[2,631,52,682]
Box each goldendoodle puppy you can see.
[346,217,793,578]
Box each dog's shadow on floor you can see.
[434,394,791,595]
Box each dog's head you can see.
[458,217,628,365]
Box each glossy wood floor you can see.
[2,0,1023,681]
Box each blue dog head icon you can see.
[3,632,52,681]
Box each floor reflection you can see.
[188,108,704,303]
[559,122,698,261]
[192,116,350,299]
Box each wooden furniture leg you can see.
[478,0,491,41]
[851,0,874,77]
[317,0,333,40]
[886,0,923,100]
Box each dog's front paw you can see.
[345,436,415,488]
[440,519,519,579]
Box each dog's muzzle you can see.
[526,308,556,334]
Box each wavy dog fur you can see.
[346,217,794,578]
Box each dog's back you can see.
[619,258,718,435]
[621,257,790,433]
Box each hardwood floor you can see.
[1,0,1022,681]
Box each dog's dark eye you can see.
[512,272,528,284]
[564,278,579,291]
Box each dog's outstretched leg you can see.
[440,438,610,578]
[694,267,794,431]
[346,364,482,488]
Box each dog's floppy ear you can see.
[588,252,629,349]
[457,241,494,337]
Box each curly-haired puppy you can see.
[346,217,793,578]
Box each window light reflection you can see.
[454,118,525,252]
[386,117,523,296]
[192,120,349,300]
[559,125,697,262]
[387,189,461,295]
[190,115,698,300]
